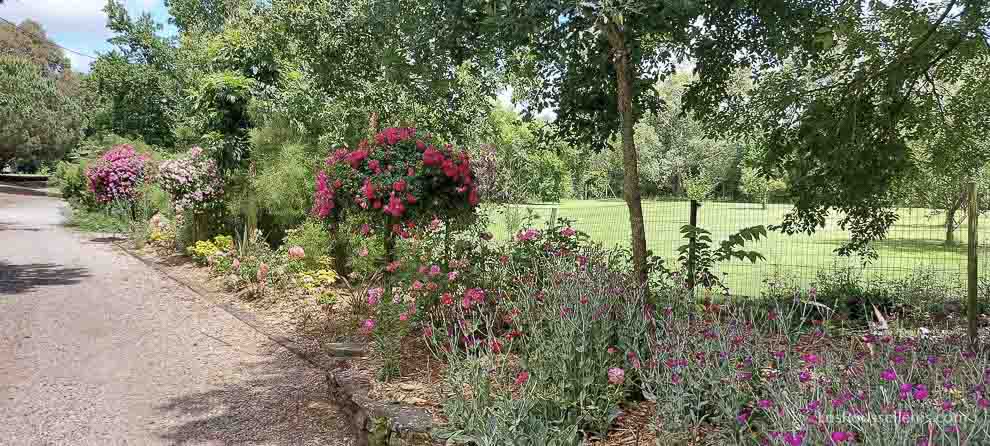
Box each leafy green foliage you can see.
[705,1,990,255]
[672,225,767,291]
[0,54,84,169]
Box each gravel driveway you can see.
[0,192,351,445]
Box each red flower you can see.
[384,193,405,217]
[468,187,479,206]
[347,150,368,168]
[514,371,529,386]
[406,193,417,204]
[368,159,382,173]
[441,292,454,306]
[407,167,415,176]
[393,180,407,192]
[423,146,444,166]
[373,200,382,209]
[333,179,343,189]
[442,159,459,178]
[362,178,376,200]
[416,140,426,151]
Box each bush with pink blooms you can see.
[411,227,990,445]
[85,144,151,206]
[158,146,224,214]
[311,127,480,247]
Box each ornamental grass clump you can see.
[85,144,151,206]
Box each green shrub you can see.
[65,207,131,233]
[251,141,318,230]
[283,219,331,269]
[52,160,97,209]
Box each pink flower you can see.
[830,431,853,443]
[368,159,381,173]
[288,246,305,260]
[384,193,406,217]
[799,371,811,383]
[607,367,625,385]
[423,146,445,166]
[428,265,441,277]
[881,368,897,381]
[257,263,269,283]
[367,287,383,305]
[393,180,406,192]
[346,149,368,168]
[358,247,369,257]
[801,353,819,365]
[360,224,371,235]
[386,261,401,272]
[783,431,806,446]
[758,399,773,409]
[399,313,408,321]
[447,271,459,281]
[516,228,540,241]
[559,227,576,237]
[362,319,376,332]
[440,293,454,306]
[412,280,424,291]
[514,371,529,386]
[232,259,240,270]
[912,384,929,400]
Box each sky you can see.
[0,0,175,73]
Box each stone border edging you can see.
[111,242,439,446]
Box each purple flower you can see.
[881,368,897,381]
[912,384,929,401]
[799,371,811,383]
[782,431,806,446]
[830,431,853,443]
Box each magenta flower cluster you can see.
[158,147,223,213]
[86,144,150,204]
[311,128,479,234]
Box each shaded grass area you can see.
[486,199,990,296]
[63,207,132,233]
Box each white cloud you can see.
[2,0,112,36]
[1,0,166,72]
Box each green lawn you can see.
[486,199,990,296]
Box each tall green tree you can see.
[712,0,990,257]
[0,55,84,169]
[430,0,831,283]
[87,1,181,147]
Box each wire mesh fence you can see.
[487,190,990,297]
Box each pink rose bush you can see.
[312,128,480,232]
[158,147,223,213]
[86,144,151,204]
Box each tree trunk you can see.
[606,23,649,286]
[945,191,966,244]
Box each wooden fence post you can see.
[688,199,700,293]
[967,181,979,346]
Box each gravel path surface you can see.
[0,192,352,445]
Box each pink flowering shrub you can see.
[85,144,151,205]
[158,147,224,214]
[311,127,480,238]
[636,295,990,445]
[419,230,990,444]
[426,245,648,440]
